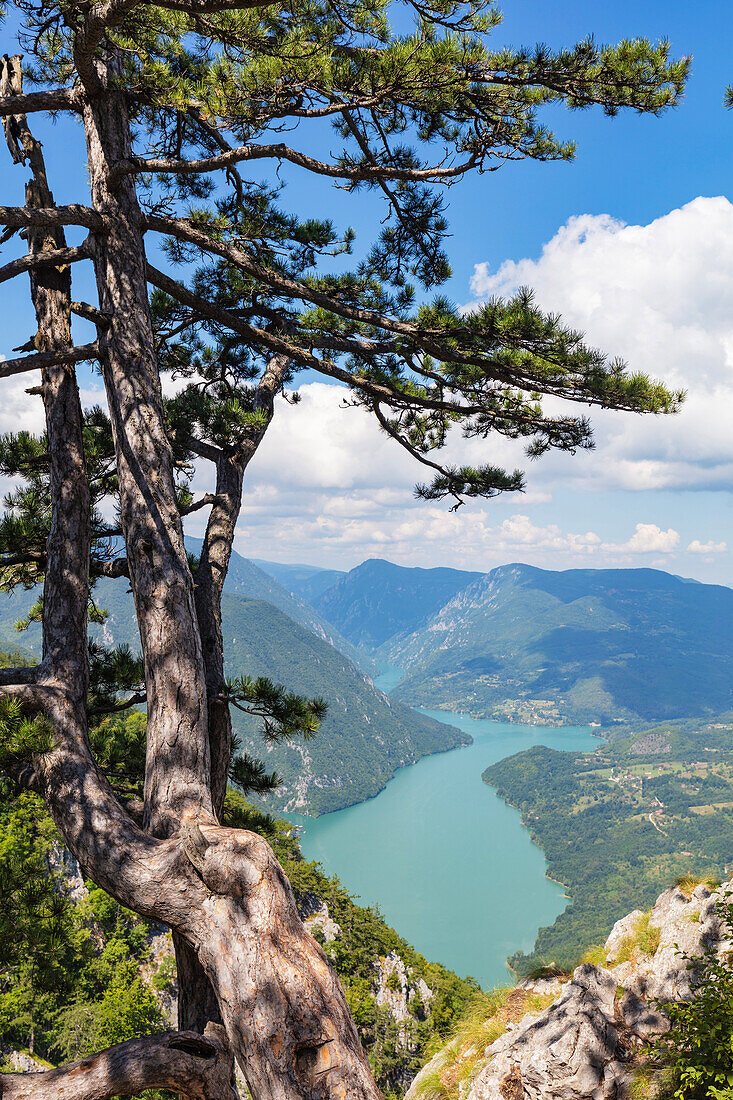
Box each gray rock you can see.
[5,1051,49,1072]
[607,883,724,1004]
[47,842,88,903]
[617,991,669,1040]
[467,965,628,1100]
[605,910,645,964]
[302,900,341,943]
[516,975,565,998]
[412,878,733,1100]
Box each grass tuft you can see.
[580,943,609,967]
[415,987,558,1100]
[674,873,721,899]
[608,911,661,964]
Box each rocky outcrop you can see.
[469,966,627,1100]
[376,952,433,1025]
[141,930,178,1027]
[47,842,87,902]
[408,878,732,1100]
[606,881,725,1004]
[299,893,341,943]
[2,1053,49,1073]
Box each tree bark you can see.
[178,354,288,1032]
[178,818,383,1100]
[80,55,212,837]
[0,1025,238,1100]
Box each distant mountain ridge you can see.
[250,559,346,604]
[311,558,484,649]
[189,543,373,674]
[379,563,733,724]
[278,556,733,726]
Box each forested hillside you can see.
[193,547,372,673]
[0,578,466,815]
[483,714,733,972]
[220,597,469,814]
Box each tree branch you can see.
[71,300,111,327]
[149,0,274,9]
[182,435,225,463]
[110,142,476,188]
[0,342,99,379]
[0,205,109,231]
[88,690,147,716]
[0,240,93,285]
[0,87,82,118]
[144,216,633,408]
[0,1024,238,1100]
[144,261,483,414]
[0,665,40,687]
[184,493,219,515]
[143,214,424,341]
[91,555,129,578]
[372,400,456,488]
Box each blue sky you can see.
[3,2,733,581]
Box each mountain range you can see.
[311,558,483,648]
[258,558,733,726]
[7,548,733,814]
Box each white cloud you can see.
[469,197,733,494]
[197,379,723,570]
[6,199,732,576]
[688,538,727,554]
[621,524,680,554]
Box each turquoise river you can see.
[290,666,597,989]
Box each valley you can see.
[287,557,733,728]
[5,550,733,983]
[0,553,468,816]
[256,556,733,978]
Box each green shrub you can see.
[652,893,733,1099]
[386,970,401,993]
[151,955,177,992]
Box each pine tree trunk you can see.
[174,932,223,1032]
[81,60,212,840]
[73,57,383,1100]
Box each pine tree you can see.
[0,3,687,1099]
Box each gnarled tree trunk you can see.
[0,1025,238,1100]
[0,50,382,1100]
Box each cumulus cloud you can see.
[621,524,680,554]
[688,538,728,554]
[469,197,733,494]
[6,200,732,575]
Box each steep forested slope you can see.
[0,782,478,1095]
[0,579,465,815]
[220,596,468,813]
[313,559,482,649]
[382,564,733,724]
[189,544,371,672]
